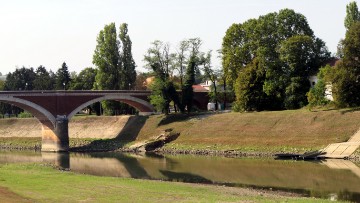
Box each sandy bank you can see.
[0,116,131,139]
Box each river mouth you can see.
[0,150,360,202]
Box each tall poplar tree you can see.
[93,22,136,115]
[345,1,360,30]
[119,23,136,90]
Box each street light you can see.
[25,83,28,91]
[63,82,65,90]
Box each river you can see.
[0,150,359,202]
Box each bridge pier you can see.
[41,116,69,152]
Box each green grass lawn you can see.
[0,163,340,203]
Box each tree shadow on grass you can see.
[70,116,148,152]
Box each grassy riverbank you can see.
[132,109,360,154]
[0,163,339,202]
[1,109,360,154]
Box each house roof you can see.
[192,85,209,92]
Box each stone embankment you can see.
[0,116,131,139]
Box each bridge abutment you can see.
[41,116,69,152]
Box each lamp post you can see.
[63,82,65,90]
[25,83,28,91]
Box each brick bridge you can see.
[0,90,209,152]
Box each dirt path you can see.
[0,186,32,203]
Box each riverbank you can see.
[0,162,341,202]
[1,109,360,156]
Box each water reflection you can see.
[0,151,360,201]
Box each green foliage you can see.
[4,67,36,91]
[55,62,71,90]
[277,35,329,109]
[345,1,360,30]
[70,67,97,90]
[33,66,54,90]
[307,65,331,109]
[93,22,137,115]
[0,80,4,90]
[222,9,330,111]
[149,78,167,112]
[182,56,196,113]
[119,23,137,90]
[93,23,121,90]
[233,58,266,112]
[330,22,360,107]
[149,76,180,114]
[18,111,32,118]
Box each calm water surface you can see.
[0,150,360,202]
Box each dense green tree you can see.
[4,67,36,91]
[343,22,360,70]
[345,1,360,30]
[55,62,71,90]
[93,23,121,90]
[278,35,330,109]
[93,22,137,115]
[3,67,36,116]
[70,67,97,90]
[33,66,54,90]
[233,58,267,112]
[222,9,330,111]
[330,22,360,107]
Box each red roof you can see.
[192,85,209,92]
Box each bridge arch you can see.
[67,94,154,119]
[0,96,56,128]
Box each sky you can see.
[0,0,357,75]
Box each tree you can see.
[345,1,360,30]
[307,65,331,109]
[174,40,189,88]
[4,67,36,91]
[201,50,220,110]
[278,35,330,109]
[119,23,137,90]
[55,62,71,90]
[93,23,121,90]
[182,55,196,113]
[331,22,360,107]
[33,66,54,90]
[70,67,97,90]
[148,63,181,114]
[144,41,182,114]
[221,9,330,111]
[233,58,266,112]
[93,22,136,115]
